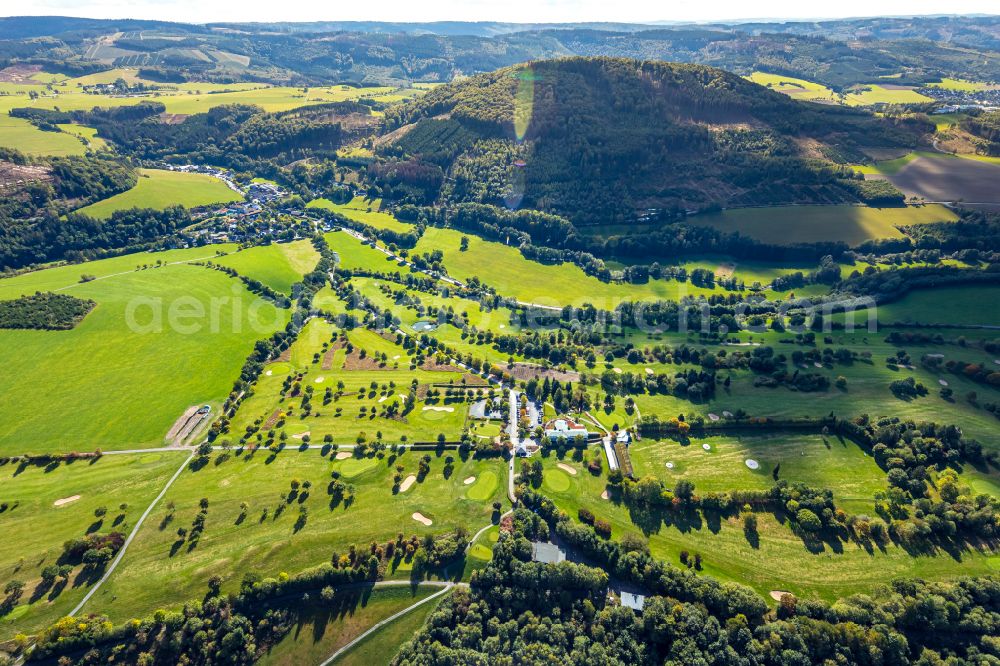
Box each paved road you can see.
[69,450,195,617]
[506,389,519,504]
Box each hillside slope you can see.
[381,57,926,224]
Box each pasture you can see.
[325,231,407,276]
[533,453,997,602]
[213,240,320,294]
[0,253,290,454]
[74,168,242,218]
[843,84,933,105]
[687,204,958,245]
[0,115,87,156]
[874,285,1000,327]
[747,72,838,103]
[0,452,186,640]
[309,197,415,234]
[88,447,505,625]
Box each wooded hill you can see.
[380,57,925,224]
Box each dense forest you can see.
[380,57,925,223]
[0,292,95,330]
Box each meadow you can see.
[533,453,997,602]
[87,447,506,625]
[746,72,838,103]
[308,197,415,234]
[325,231,408,276]
[213,240,320,294]
[258,585,439,666]
[687,204,958,245]
[0,253,290,454]
[874,284,1000,327]
[0,115,88,156]
[74,168,242,218]
[843,84,933,105]
[0,452,187,640]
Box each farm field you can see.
[878,154,1000,209]
[308,197,415,234]
[533,454,998,602]
[74,168,242,218]
[0,115,87,156]
[413,227,720,308]
[874,285,1000,327]
[687,204,958,245]
[257,585,438,666]
[843,84,933,105]
[213,240,320,294]
[0,256,290,454]
[87,447,506,625]
[747,71,838,102]
[0,452,186,640]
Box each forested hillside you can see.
[380,57,925,224]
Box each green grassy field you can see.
[927,78,995,92]
[309,197,414,234]
[844,84,934,105]
[257,585,438,666]
[413,227,720,309]
[325,231,407,276]
[74,168,242,218]
[0,115,88,156]
[0,452,186,640]
[54,123,107,151]
[534,452,997,602]
[330,590,443,666]
[0,251,290,454]
[688,204,958,245]
[213,241,320,294]
[874,285,1000,327]
[747,72,839,103]
[87,447,505,625]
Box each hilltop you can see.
[380,57,926,224]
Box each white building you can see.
[544,418,589,441]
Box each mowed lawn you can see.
[325,231,408,276]
[533,453,997,602]
[0,257,290,454]
[414,227,717,309]
[89,448,506,624]
[309,197,415,234]
[0,452,185,640]
[213,240,320,294]
[74,168,242,218]
[688,204,957,245]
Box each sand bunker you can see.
[745,459,760,470]
[499,324,506,329]
[378,395,390,403]
[412,512,432,526]
[601,489,610,500]
[265,370,273,376]
[557,463,578,475]
[702,444,711,451]
[814,362,823,368]
[291,431,311,440]
[645,368,654,375]
[463,476,477,485]
[665,462,674,469]
[708,413,720,421]
[613,367,623,374]
[54,495,81,507]
[314,377,325,383]
[770,590,794,601]
[939,379,949,386]
[422,405,454,412]
[399,474,417,492]
[722,411,733,418]
[393,355,400,360]
[335,451,353,460]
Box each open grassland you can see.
[258,585,438,666]
[88,447,505,624]
[0,257,289,454]
[414,227,720,309]
[213,240,320,294]
[0,452,185,640]
[0,115,87,156]
[927,78,996,91]
[844,84,933,105]
[308,197,414,234]
[54,123,107,151]
[534,453,997,602]
[747,72,838,102]
[75,168,242,218]
[688,204,958,245]
[331,591,442,666]
[325,231,407,276]
[227,319,475,445]
[873,285,1000,327]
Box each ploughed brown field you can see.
[886,154,1000,210]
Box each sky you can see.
[8,0,1000,25]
